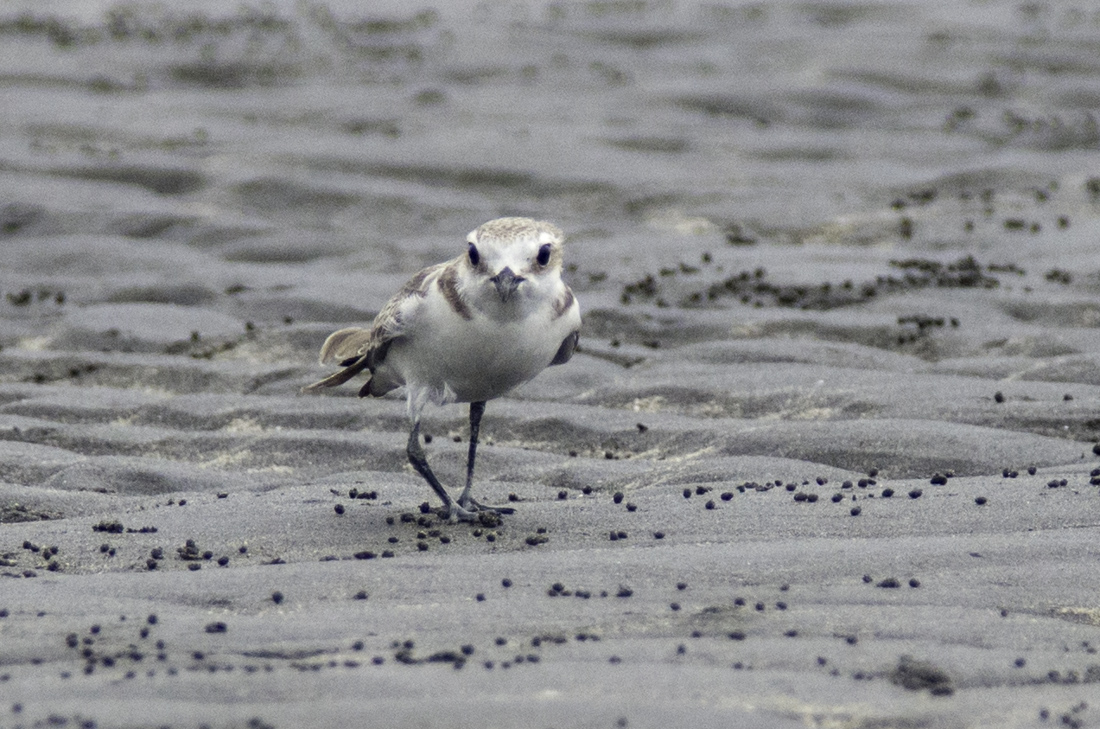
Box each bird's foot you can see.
[439,502,481,523]
[436,502,510,526]
[439,507,503,527]
[458,493,516,517]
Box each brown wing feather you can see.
[302,262,445,395]
[317,327,372,366]
[550,330,579,366]
[300,362,368,392]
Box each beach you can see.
[2,1,1100,726]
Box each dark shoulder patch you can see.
[550,330,579,366]
[402,266,434,298]
[437,265,473,321]
[551,288,575,321]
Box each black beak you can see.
[490,267,525,301]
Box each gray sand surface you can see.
[3,1,1100,727]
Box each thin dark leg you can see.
[457,401,514,514]
[464,401,485,496]
[407,421,475,522]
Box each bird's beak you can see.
[490,266,525,301]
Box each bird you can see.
[303,217,581,522]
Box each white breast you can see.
[380,281,579,405]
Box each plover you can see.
[304,217,581,521]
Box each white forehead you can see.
[466,217,563,249]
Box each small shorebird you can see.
[304,217,581,521]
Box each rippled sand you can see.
[3,2,1100,727]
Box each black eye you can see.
[468,244,480,266]
[536,243,551,266]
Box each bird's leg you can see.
[457,401,514,515]
[456,401,484,509]
[406,420,477,523]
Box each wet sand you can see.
[3,1,1100,727]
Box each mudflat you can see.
[2,2,1100,727]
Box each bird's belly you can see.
[389,315,563,403]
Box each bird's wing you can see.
[301,262,444,394]
[550,330,579,366]
[317,327,373,366]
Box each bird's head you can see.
[464,217,565,304]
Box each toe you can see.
[443,504,481,523]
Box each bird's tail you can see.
[301,326,374,395]
[300,360,370,394]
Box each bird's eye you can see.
[468,244,480,266]
[536,243,551,266]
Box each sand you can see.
[3,1,1100,727]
